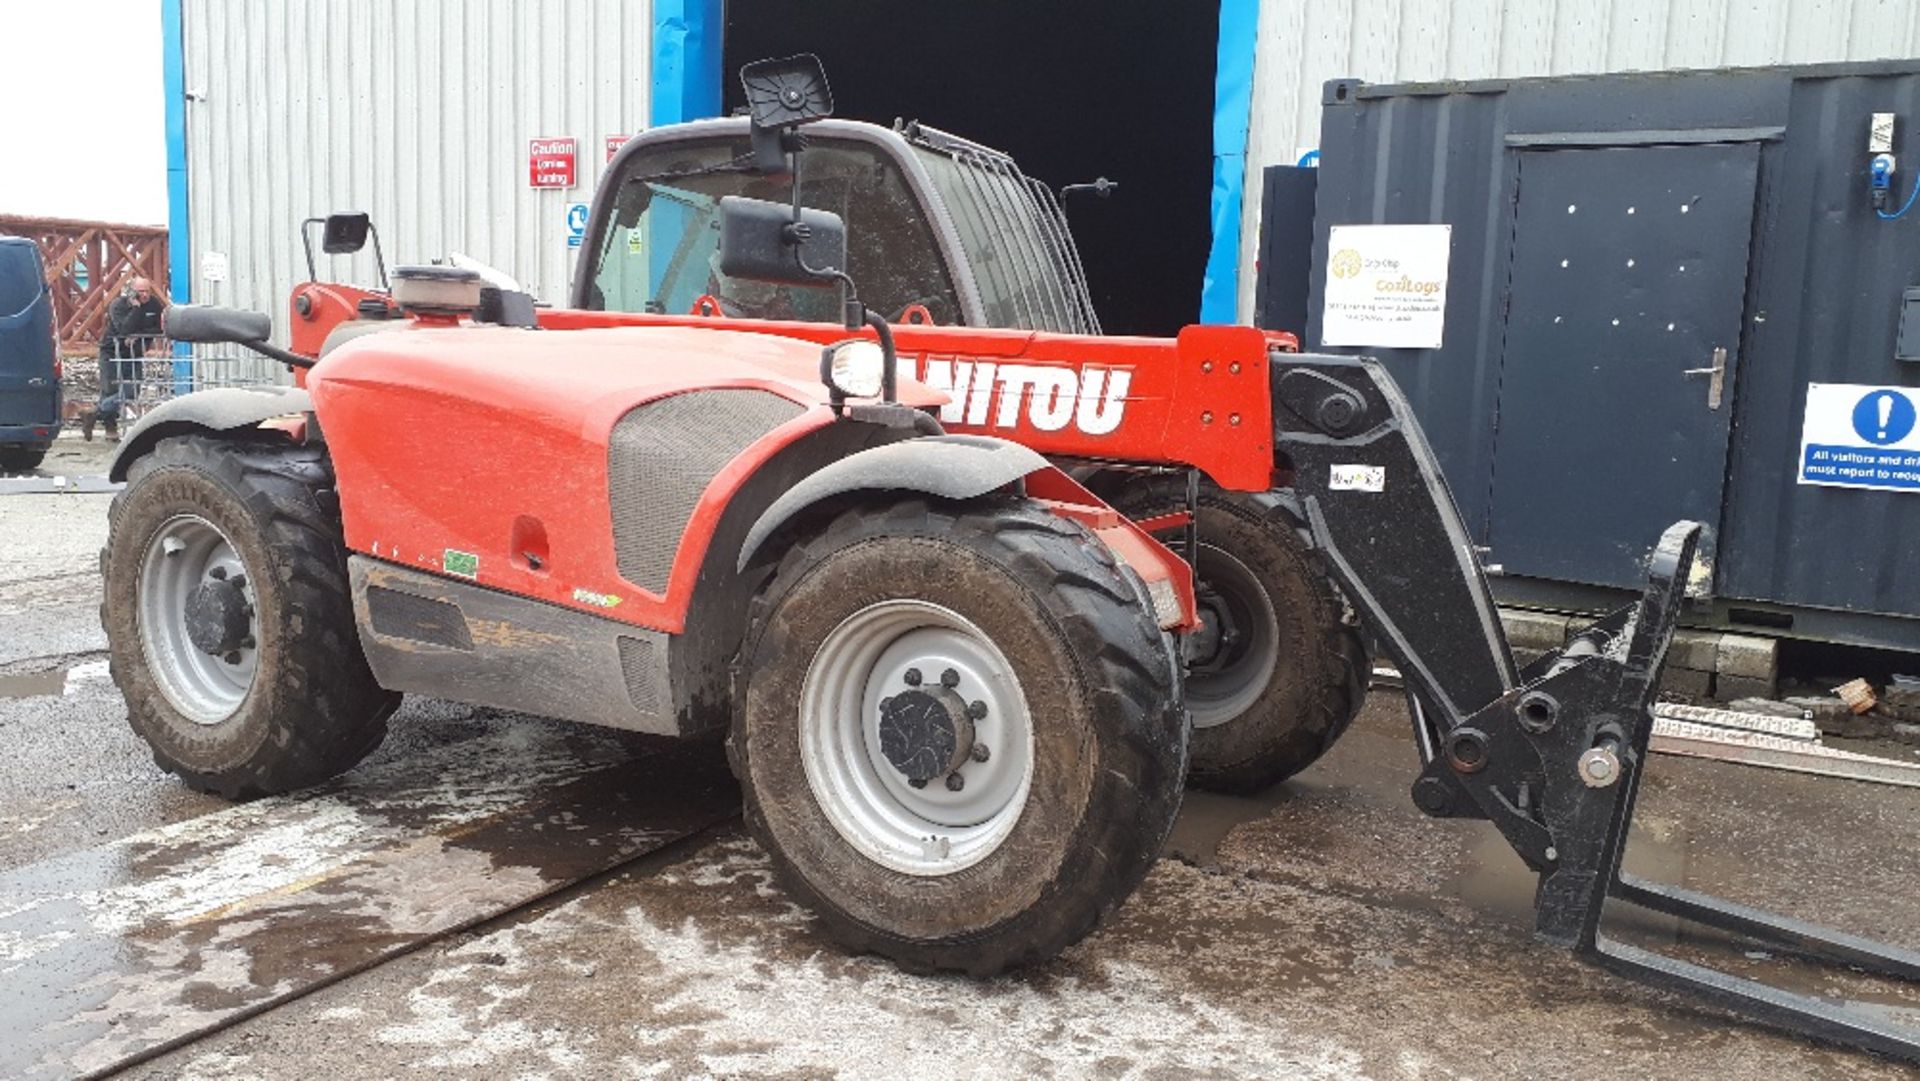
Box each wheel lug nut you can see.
[223,651,241,665]
[966,700,988,720]
[970,743,990,763]
[230,574,247,590]
[880,695,894,711]
[239,636,255,650]
[940,668,960,688]
[903,668,922,686]
[945,772,965,792]
[908,777,928,789]
[209,567,228,581]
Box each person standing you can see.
[86,277,166,441]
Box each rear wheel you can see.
[733,497,1186,974]
[102,435,399,798]
[0,445,47,474]
[1109,477,1367,792]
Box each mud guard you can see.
[107,386,312,482]
[736,435,1050,571]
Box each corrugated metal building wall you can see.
[181,0,652,338]
[1240,0,1920,318]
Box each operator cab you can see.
[576,114,1099,334]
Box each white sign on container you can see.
[1797,383,1920,492]
[1320,224,1451,350]
[200,251,228,284]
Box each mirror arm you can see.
[300,218,324,281]
[865,309,898,404]
[242,340,316,371]
[368,225,389,291]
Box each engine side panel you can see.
[308,323,873,634]
[349,556,678,734]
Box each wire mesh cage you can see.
[74,335,290,428]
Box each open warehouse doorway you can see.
[721,1,1222,337]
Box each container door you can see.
[1486,143,1760,589]
[0,241,57,430]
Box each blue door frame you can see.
[650,0,1259,326]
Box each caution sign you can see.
[1320,224,1451,350]
[528,137,577,189]
[1798,383,1920,491]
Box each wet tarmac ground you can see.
[6,483,1920,1078]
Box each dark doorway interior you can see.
[722,0,1219,337]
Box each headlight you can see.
[824,339,885,399]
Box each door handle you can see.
[1683,346,1727,410]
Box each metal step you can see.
[1652,701,1819,741]
[1651,717,1920,788]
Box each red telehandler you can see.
[102,57,1919,1061]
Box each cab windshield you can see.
[585,138,962,325]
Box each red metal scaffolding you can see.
[0,214,169,352]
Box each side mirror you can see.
[301,211,388,289]
[164,304,271,344]
[740,54,833,173]
[321,212,371,254]
[717,196,847,288]
[740,54,834,129]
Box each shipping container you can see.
[1269,60,1920,652]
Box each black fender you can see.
[108,385,312,482]
[737,434,1049,570]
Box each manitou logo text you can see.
[912,358,1132,435]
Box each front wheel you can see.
[732,497,1186,975]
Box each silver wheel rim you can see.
[798,600,1036,876]
[137,514,258,724]
[1185,544,1280,730]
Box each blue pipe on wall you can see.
[651,0,724,127]
[162,0,191,388]
[1201,0,1258,325]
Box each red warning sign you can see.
[528,138,577,189]
[605,134,631,162]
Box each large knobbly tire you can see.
[732,496,1187,975]
[1109,477,1368,793]
[101,435,399,798]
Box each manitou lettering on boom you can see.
[912,357,1132,435]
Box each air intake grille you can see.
[609,389,805,593]
[366,586,474,650]
[616,635,662,715]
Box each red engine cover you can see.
[309,324,943,633]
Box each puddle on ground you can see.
[0,667,68,699]
[0,726,740,1080]
[1443,797,1920,1029]
[1164,782,1296,867]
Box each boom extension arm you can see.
[1267,350,1920,1064]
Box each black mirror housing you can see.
[164,304,271,344]
[717,196,847,288]
[740,54,834,129]
[321,212,371,254]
